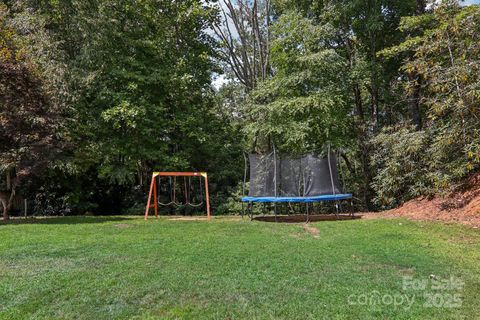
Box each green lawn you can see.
[1,216,479,319]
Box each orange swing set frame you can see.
[144,172,211,220]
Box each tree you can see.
[380,1,480,191]
[0,4,63,219]
[244,12,350,153]
[238,0,419,208]
[5,0,243,214]
[213,0,273,91]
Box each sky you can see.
[461,0,480,5]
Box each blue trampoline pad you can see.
[241,194,353,203]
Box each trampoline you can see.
[241,194,352,203]
[241,146,353,221]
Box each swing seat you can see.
[241,194,352,203]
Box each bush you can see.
[214,183,246,215]
[371,124,480,209]
[371,126,431,209]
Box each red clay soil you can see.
[365,173,480,228]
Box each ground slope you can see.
[369,174,480,227]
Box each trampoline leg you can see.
[306,203,309,223]
[241,201,245,219]
[274,203,277,223]
[274,204,277,222]
[334,201,339,220]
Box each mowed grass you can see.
[1,216,479,319]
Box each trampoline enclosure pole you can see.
[242,153,248,217]
[273,145,278,221]
[327,144,338,218]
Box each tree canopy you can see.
[1,0,479,218]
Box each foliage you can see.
[49,0,221,184]
[233,0,421,208]
[373,1,480,205]
[0,3,64,218]
[371,126,431,208]
[244,12,350,153]
[2,0,480,216]
[3,0,243,216]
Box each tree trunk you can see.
[354,88,374,210]
[213,0,272,92]
[409,73,423,130]
[340,153,355,174]
[416,0,426,14]
[354,84,364,119]
[1,196,8,220]
[358,129,374,210]
[407,0,426,131]
[371,88,379,128]
[6,171,11,190]
[2,170,16,220]
[1,192,14,221]
[3,179,17,221]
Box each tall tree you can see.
[213,0,273,91]
[249,0,419,208]
[0,4,63,219]
[6,0,243,214]
[244,12,350,153]
[381,1,480,188]
[11,0,219,177]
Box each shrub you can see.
[371,126,431,209]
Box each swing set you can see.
[144,172,211,220]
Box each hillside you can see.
[369,173,480,228]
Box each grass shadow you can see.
[0,215,138,225]
[253,214,363,223]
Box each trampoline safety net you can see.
[247,152,343,197]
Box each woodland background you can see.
[1,0,479,218]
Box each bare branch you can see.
[213,0,272,91]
